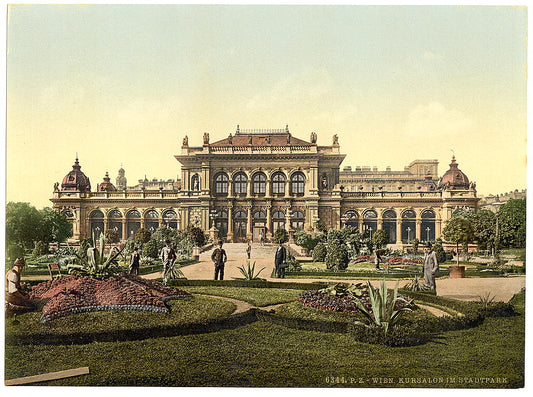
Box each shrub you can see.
[312,242,327,262]
[143,239,160,259]
[135,228,152,248]
[325,240,349,270]
[105,229,120,244]
[294,230,322,252]
[286,252,302,271]
[77,238,93,261]
[32,241,49,257]
[273,228,289,244]
[236,260,266,280]
[187,226,207,247]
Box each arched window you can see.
[272,210,285,231]
[421,210,436,218]
[252,173,267,195]
[342,210,358,228]
[233,172,247,195]
[145,210,159,233]
[271,172,286,195]
[215,173,229,195]
[253,211,266,219]
[127,210,141,219]
[290,172,305,195]
[215,210,228,238]
[233,211,247,240]
[108,210,123,240]
[383,210,397,219]
[291,211,305,231]
[402,210,416,219]
[163,210,178,229]
[90,210,104,219]
[421,210,436,242]
[382,210,397,244]
[89,210,104,239]
[363,210,378,219]
[401,210,416,243]
[145,210,159,219]
[126,210,141,239]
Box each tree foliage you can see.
[372,229,389,249]
[497,198,526,248]
[105,228,120,244]
[442,216,474,265]
[6,202,72,259]
[273,228,289,244]
[294,230,324,252]
[135,228,152,247]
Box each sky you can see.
[5,4,528,209]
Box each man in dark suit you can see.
[274,242,287,278]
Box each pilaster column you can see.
[416,219,422,241]
[103,218,108,233]
[266,205,272,240]
[140,218,145,229]
[247,178,252,196]
[266,178,272,197]
[227,205,234,241]
[377,218,383,230]
[358,217,363,233]
[396,220,402,244]
[122,219,127,240]
[285,209,291,232]
[436,219,442,240]
[246,206,253,239]
[285,179,290,197]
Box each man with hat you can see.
[423,242,439,291]
[211,240,227,280]
[5,258,35,310]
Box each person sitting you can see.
[5,258,36,311]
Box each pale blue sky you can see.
[7,5,528,208]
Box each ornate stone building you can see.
[51,126,479,247]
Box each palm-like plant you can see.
[236,260,265,280]
[403,276,432,292]
[354,280,413,334]
[69,233,124,278]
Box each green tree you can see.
[187,225,207,247]
[143,239,160,259]
[273,228,289,244]
[32,241,49,257]
[39,207,72,244]
[294,230,323,252]
[312,242,327,262]
[135,228,151,249]
[6,202,42,250]
[314,219,327,233]
[442,217,474,265]
[372,229,389,249]
[467,209,497,252]
[497,198,526,248]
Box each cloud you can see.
[405,102,473,137]
[246,68,334,110]
[423,51,444,61]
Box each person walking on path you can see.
[274,242,287,278]
[129,247,140,276]
[246,241,252,260]
[211,241,227,280]
[160,239,176,275]
[423,242,439,291]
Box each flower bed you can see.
[351,255,373,264]
[29,274,191,323]
[387,256,423,265]
[297,289,413,314]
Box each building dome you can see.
[61,157,91,192]
[437,156,470,190]
[97,172,117,192]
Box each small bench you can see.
[48,263,62,280]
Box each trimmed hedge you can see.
[168,278,329,291]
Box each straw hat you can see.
[14,258,26,267]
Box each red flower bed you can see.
[298,290,413,314]
[387,257,423,265]
[30,274,191,323]
[351,255,373,263]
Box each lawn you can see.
[4,289,525,388]
[181,286,303,306]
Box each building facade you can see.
[51,126,479,247]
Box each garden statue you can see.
[5,258,36,311]
[203,132,210,144]
[423,242,439,290]
[228,133,233,144]
[182,135,188,146]
[332,134,339,145]
[54,182,59,191]
[310,131,317,143]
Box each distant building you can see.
[51,126,479,247]
[478,189,526,212]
